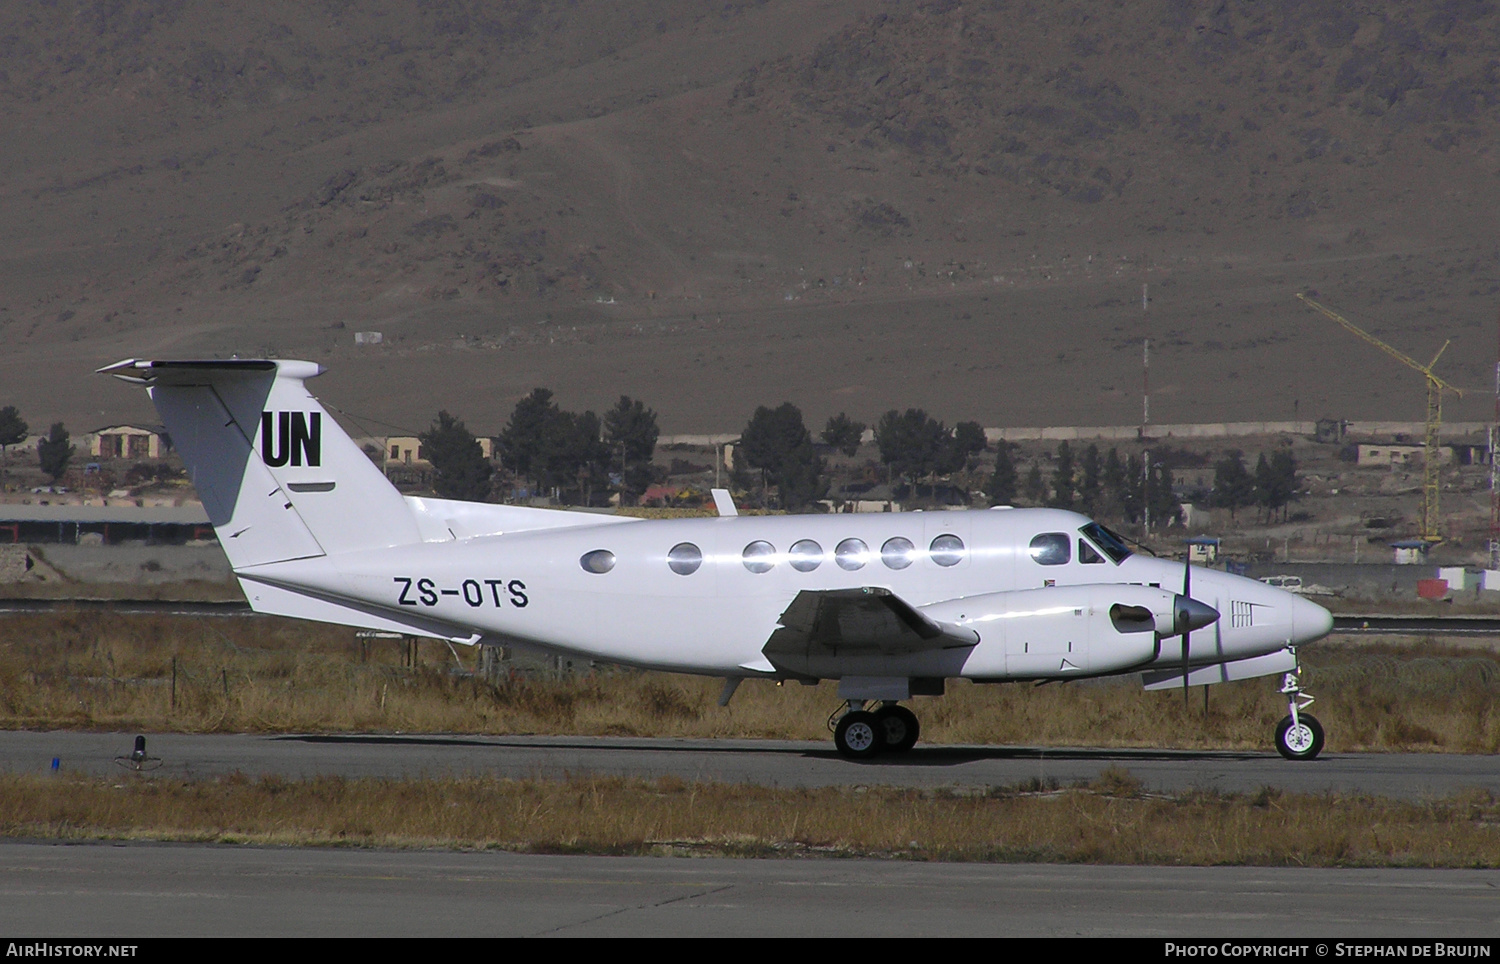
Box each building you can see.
[1185,536,1220,564]
[1356,444,1453,467]
[354,435,495,469]
[0,503,212,545]
[378,437,495,467]
[1390,540,1430,565]
[88,425,168,460]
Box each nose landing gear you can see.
[831,701,921,759]
[1274,646,1324,761]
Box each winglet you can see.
[711,488,738,517]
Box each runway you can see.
[3,843,1498,937]
[5,732,1499,937]
[3,730,1497,799]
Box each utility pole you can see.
[1142,284,1151,534]
[1142,284,1151,432]
[1491,310,1500,570]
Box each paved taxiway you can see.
[4,843,1498,937]
[5,733,1498,937]
[2,731,1496,799]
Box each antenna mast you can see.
[1142,284,1151,533]
[1491,310,1499,570]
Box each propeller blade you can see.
[1182,634,1190,706]
[1183,559,1191,705]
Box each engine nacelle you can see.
[922,583,1191,679]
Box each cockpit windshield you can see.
[1079,522,1132,564]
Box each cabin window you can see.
[1079,522,1132,564]
[789,539,823,572]
[1028,533,1070,566]
[1079,539,1104,564]
[929,534,966,567]
[881,536,917,570]
[835,538,869,571]
[667,542,702,575]
[580,549,616,574]
[743,540,776,573]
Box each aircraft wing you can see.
[763,587,979,666]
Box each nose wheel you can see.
[831,701,921,759]
[1274,646,1324,761]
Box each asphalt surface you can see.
[4,733,1499,937]
[3,730,1497,799]
[9,599,1500,639]
[2,843,1498,937]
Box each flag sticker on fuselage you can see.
[260,411,321,467]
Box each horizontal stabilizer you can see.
[237,577,478,644]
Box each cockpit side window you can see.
[1079,522,1132,564]
[1028,532,1071,566]
[1078,539,1104,564]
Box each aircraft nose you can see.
[1291,594,1334,643]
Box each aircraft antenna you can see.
[1297,293,1465,544]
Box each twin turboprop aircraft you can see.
[101,358,1335,760]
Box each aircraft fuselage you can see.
[242,506,1331,679]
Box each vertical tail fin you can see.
[99,359,421,570]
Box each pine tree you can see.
[420,411,493,502]
[1268,449,1299,522]
[604,395,659,501]
[1023,461,1046,506]
[1254,453,1276,524]
[1050,441,1075,509]
[37,423,73,483]
[741,403,825,510]
[1101,447,1126,519]
[1150,463,1180,527]
[821,413,865,457]
[0,406,26,485]
[1123,453,1144,523]
[1213,450,1255,521]
[873,409,947,485]
[986,442,1018,506]
[946,421,988,474]
[499,388,560,489]
[603,396,659,465]
[1079,443,1101,516]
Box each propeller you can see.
[1169,557,1219,707]
[1181,557,1191,707]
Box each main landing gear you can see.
[1274,646,1324,761]
[831,701,920,760]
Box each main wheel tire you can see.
[874,705,920,753]
[1275,713,1325,761]
[834,711,882,760]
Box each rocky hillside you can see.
[4,1,1499,434]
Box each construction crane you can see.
[1298,293,1464,543]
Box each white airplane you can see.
[101,358,1335,760]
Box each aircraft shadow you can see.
[276,733,1271,767]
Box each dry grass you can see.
[0,580,242,602]
[2,771,1497,867]
[2,613,1498,753]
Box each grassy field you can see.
[2,612,1498,753]
[3,770,1497,866]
